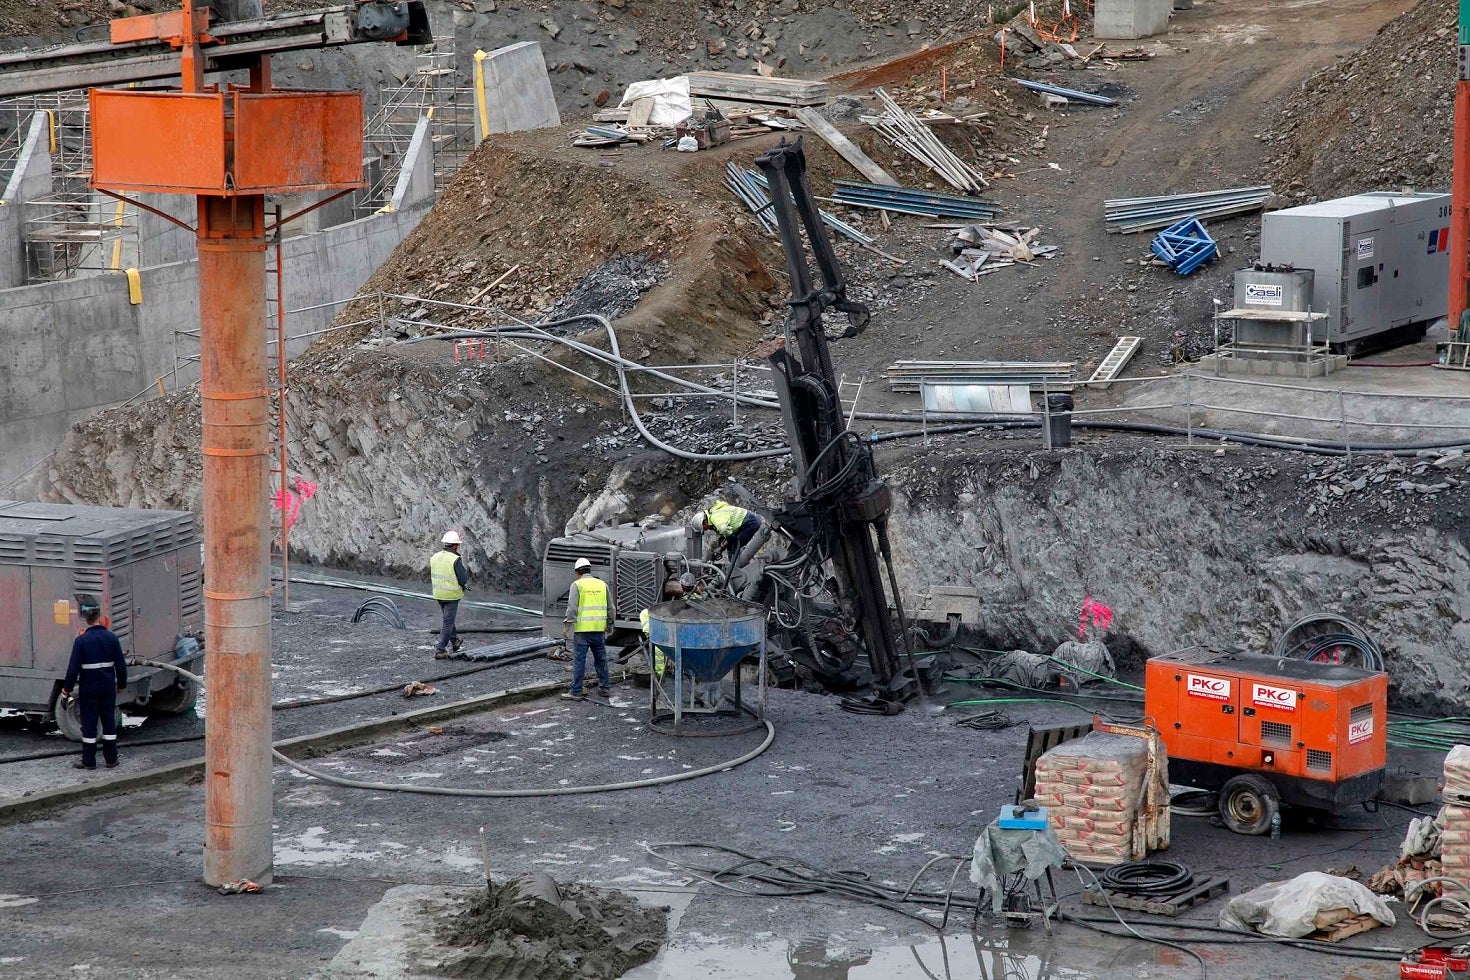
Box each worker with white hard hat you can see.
[430,530,467,659]
[694,500,764,561]
[561,557,611,701]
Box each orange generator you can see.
[1144,648,1386,835]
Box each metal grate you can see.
[614,553,659,621]
[1260,720,1293,744]
[109,591,132,643]
[1307,749,1333,772]
[544,541,613,566]
[1351,703,1373,724]
[180,565,202,622]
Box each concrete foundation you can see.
[1196,352,1349,378]
[473,40,561,140]
[0,121,438,490]
[1094,0,1171,39]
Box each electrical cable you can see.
[1068,864,1208,980]
[401,325,1470,462]
[1098,860,1193,896]
[644,841,980,930]
[278,570,542,617]
[954,709,1013,730]
[0,647,556,765]
[351,596,406,629]
[1169,789,1219,817]
[134,661,778,798]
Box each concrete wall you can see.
[1094,0,1171,39]
[473,40,561,141]
[0,114,53,289]
[0,120,436,490]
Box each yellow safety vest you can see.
[640,608,667,676]
[573,575,609,633]
[430,550,464,601]
[708,500,748,537]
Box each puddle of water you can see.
[626,934,1095,980]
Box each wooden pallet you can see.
[686,71,830,107]
[1081,876,1230,917]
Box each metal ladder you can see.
[1087,336,1142,389]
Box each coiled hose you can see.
[134,660,776,798]
[1099,860,1194,896]
[1271,613,1385,671]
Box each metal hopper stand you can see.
[645,600,768,737]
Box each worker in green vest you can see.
[430,530,467,659]
[560,557,611,701]
[694,500,764,561]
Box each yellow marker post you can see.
[125,267,142,305]
[109,197,126,270]
[472,49,489,141]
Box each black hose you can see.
[1099,860,1193,896]
[352,596,406,629]
[1272,613,1384,671]
[0,645,557,765]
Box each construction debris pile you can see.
[941,223,1057,280]
[867,88,990,193]
[437,873,668,980]
[1263,0,1454,199]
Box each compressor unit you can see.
[0,500,205,739]
[1144,648,1386,835]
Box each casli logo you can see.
[1357,237,1375,260]
[1186,674,1231,700]
[1349,717,1374,744]
[1243,283,1284,307]
[1251,683,1296,710]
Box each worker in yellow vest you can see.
[430,530,467,659]
[560,557,611,701]
[694,500,764,561]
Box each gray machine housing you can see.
[1231,266,1316,350]
[0,500,204,720]
[542,520,700,636]
[1260,191,1451,352]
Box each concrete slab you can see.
[474,41,561,140]
[1095,0,1171,39]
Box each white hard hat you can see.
[574,557,592,571]
[692,510,707,528]
[442,530,462,545]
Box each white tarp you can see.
[1220,872,1395,938]
[618,77,692,127]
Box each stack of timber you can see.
[686,71,830,107]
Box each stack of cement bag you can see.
[1440,745,1470,887]
[1033,730,1169,864]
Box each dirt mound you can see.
[1263,0,1455,199]
[435,874,666,980]
[338,130,779,363]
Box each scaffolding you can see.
[0,91,91,196]
[357,42,475,215]
[23,190,139,281]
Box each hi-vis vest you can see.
[572,575,609,633]
[430,550,464,601]
[707,500,748,537]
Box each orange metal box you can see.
[1144,648,1386,811]
[90,88,364,195]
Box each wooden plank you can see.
[793,108,898,187]
[1080,877,1229,917]
[1314,913,1382,942]
[625,97,654,129]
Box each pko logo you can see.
[1186,674,1231,700]
[1244,283,1284,306]
[1349,717,1374,744]
[1251,683,1296,710]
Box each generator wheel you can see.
[53,693,83,742]
[52,693,125,742]
[1219,773,1280,835]
[146,678,199,715]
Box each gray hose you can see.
[135,659,777,798]
[403,325,1470,462]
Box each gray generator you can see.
[1260,191,1451,354]
[0,500,205,738]
[542,521,698,638]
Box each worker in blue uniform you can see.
[59,594,127,770]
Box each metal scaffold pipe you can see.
[198,193,275,887]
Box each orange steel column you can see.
[1450,81,1470,336]
[198,193,274,887]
